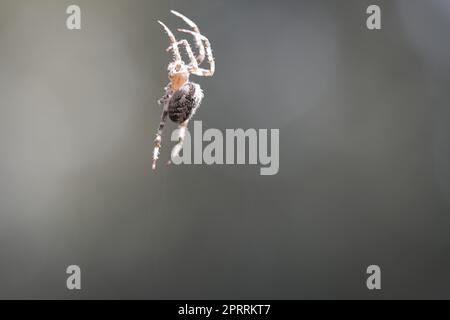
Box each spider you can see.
[152,10,215,170]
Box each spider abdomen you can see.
[168,82,203,124]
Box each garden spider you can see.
[152,10,215,170]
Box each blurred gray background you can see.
[0,0,449,299]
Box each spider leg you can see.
[152,108,169,170]
[157,83,172,105]
[178,29,215,77]
[167,121,189,166]
[152,110,168,170]
[171,10,206,64]
[167,39,199,71]
[158,20,181,62]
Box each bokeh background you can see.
[0,0,449,299]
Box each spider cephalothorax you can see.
[152,10,215,170]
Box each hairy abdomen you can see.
[168,82,204,124]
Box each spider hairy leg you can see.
[152,110,169,170]
[158,20,181,62]
[170,10,206,64]
[166,40,199,70]
[178,29,215,76]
